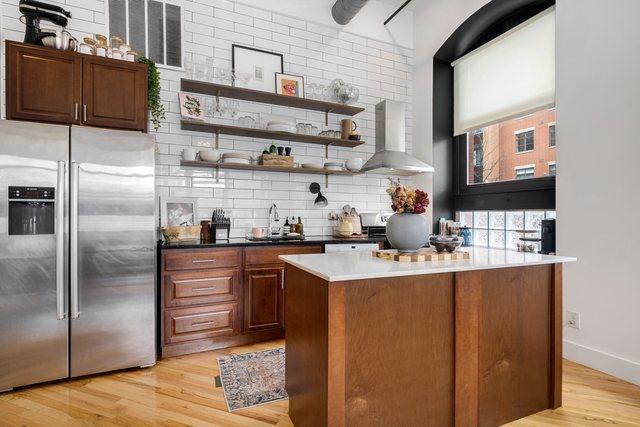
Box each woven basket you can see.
[162,225,202,241]
[261,154,294,167]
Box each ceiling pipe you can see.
[332,0,369,25]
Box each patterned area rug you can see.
[217,347,288,411]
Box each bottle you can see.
[297,216,304,236]
[291,217,299,234]
[283,217,290,235]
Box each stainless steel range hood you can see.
[361,100,435,176]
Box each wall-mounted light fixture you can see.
[309,182,328,208]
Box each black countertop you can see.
[160,235,388,250]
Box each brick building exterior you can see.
[467,108,556,184]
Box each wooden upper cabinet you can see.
[243,267,285,333]
[82,56,147,131]
[5,41,147,132]
[6,41,82,125]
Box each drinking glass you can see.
[316,85,326,101]
[306,83,317,99]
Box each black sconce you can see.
[309,182,328,208]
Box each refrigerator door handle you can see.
[70,161,80,319]
[56,161,66,320]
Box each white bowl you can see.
[199,149,220,163]
[345,158,363,171]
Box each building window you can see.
[107,0,182,68]
[515,165,535,180]
[549,123,556,147]
[472,130,484,183]
[548,162,556,176]
[515,129,534,152]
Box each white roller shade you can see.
[453,7,555,136]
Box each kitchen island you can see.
[280,247,576,427]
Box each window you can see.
[457,210,556,250]
[548,162,556,176]
[107,0,182,68]
[464,108,556,185]
[515,165,535,179]
[516,129,534,152]
[549,123,556,147]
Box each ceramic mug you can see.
[182,148,197,161]
[341,119,357,139]
[252,227,264,238]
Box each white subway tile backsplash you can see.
[0,0,413,237]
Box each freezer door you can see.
[70,127,156,377]
[0,120,69,390]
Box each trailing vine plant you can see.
[138,56,165,131]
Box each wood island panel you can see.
[285,264,564,427]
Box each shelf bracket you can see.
[325,143,329,159]
[325,109,333,126]
[325,173,329,188]
[214,131,219,150]
[215,166,220,183]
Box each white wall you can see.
[556,0,640,385]
[236,0,414,48]
[0,0,414,237]
[411,0,489,225]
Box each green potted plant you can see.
[138,57,165,131]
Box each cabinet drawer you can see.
[165,269,240,308]
[165,303,239,344]
[244,245,323,267]
[164,248,241,271]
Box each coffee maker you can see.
[19,0,72,45]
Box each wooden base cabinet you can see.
[243,267,284,333]
[6,41,147,132]
[160,245,322,357]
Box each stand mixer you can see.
[19,0,72,45]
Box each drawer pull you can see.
[192,320,216,327]
[193,286,219,292]
[191,259,217,264]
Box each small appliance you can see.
[19,0,72,45]
[540,219,556,254]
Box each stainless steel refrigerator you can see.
[0,120,156,391]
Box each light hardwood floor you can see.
[0,340,638,426]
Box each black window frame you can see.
[549,124,556,147]
[432,0,556,223]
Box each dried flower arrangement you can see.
[386,178,430,214]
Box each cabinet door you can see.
[243,267,284,332]
[82,57,147,131]
[6,41,81,125]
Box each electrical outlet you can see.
[566,310,581,329]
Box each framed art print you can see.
[232,44,284,93]
[275,73,305,98]
[179,92,204,121]
[161,198,199,227]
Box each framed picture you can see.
[275,73,305,98]
[161,198,199,227]
[232,44,284,93]
[179,92,204,121]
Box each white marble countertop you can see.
[279,247,577,282]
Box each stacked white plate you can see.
[267,120,296,133]
[222,152,251,165]
[324,161,344,171]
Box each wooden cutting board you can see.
[372,249,470,262]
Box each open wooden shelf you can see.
[181,120,365,148]
[180,160,361,176]
[181,79,365,116]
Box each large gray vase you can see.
[386,213,429,252]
